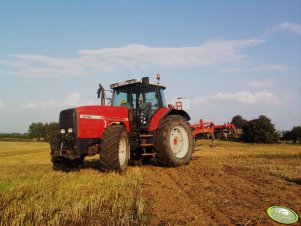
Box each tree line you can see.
[28,122,59,142]
[231,115,301,143]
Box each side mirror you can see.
[142,77,149,85]
[97,83,105,106]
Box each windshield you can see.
[112,85,166,110]
[112,87,136,108]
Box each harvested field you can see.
[0,142,149,226]
[0,141,300,225]
[143,141,301,225]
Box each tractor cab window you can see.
[160,89,167,107]
[144,91,158,111]
[139,86,163,116]
[112,88,136,109]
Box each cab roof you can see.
[110,79,166,89]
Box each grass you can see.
[0,142,149,226]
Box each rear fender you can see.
[168,109,190,121]
[148,108,190,132]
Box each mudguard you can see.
[148,107,190,132]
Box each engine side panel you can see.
[76,105,130,138]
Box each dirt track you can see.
[141,142,301,226]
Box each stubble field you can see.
[0,141,300,225]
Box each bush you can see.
[283,126,301,143]
[231,115,279,143]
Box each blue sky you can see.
[0,0,300,133]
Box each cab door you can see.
[138,85,161,130]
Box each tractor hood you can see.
[60,105,130,139]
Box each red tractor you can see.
[50,76,194,172]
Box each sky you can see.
[0,0,300,133]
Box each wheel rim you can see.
[169,125,189,158]
[118,136,127,167]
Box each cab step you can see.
[141,153,156,157]
[140,134,154,138]
[140,143,154,147]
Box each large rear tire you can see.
[154,115,194,167]
[100,125,130,172]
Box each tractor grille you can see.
[59,108,77,134]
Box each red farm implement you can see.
[191,119,237,142]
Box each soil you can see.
[141,143,301,226]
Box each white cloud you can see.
[252,64,289,72]
[21,92,94,110]
[266,22,301,36]
[291,112,298,117]
[222,64,289,73]
[190,97,209,105]
[0,38,264,78]
[79,39,264,68]
[191,90,281,106]
[247,79,273,88]
[0,57,87,77]
[0,100,5,109]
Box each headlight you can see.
[60,129,65,134]
[68,128,73,133]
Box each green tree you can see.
[28,122,59,141]
[28,122,44,140]
[44,122,60,142]
[242,115,279,143]
[231,115,248,129]
[290,126,301,143]
[282,130,292,141]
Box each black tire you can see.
[100,125,130,172]
[52,156,83,172]
[50,135,84,172]
[50,135,61,152]
[154,115,194,167]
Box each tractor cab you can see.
[110,77,167,130]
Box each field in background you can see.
[0,141,300,225]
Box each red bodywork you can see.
[148,108,171,131]
[191,119,237,137]
[76,106,130,138]
[76,106,172,138]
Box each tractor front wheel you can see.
[154,115,194,167]
[100,125,130,172]
[52,156,83,172]
[50,135,84,172]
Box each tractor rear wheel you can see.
[100,125,130,172]
[154,115,194,167]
